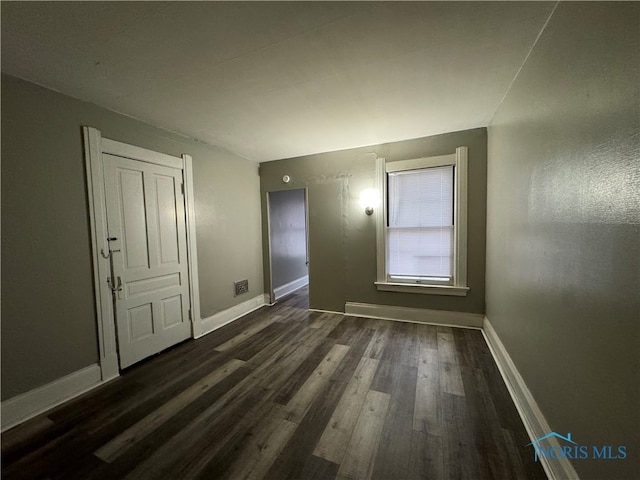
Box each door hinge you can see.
[181,183,185,195]
[188,309,192,320]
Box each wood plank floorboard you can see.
[1,286,546,480]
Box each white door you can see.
[103,153,191,368]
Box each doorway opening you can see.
[267,188,309,305]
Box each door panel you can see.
[103,154,191,368]
[119,169,149,269]
[161,295,183,327]
[129,303,154,340]
[155,175,180,265]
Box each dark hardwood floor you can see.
[1,287,546,479]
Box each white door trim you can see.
[101,137,183,169]
[182,153,202,337]
[83,127,200,380]
[265,191,275,304]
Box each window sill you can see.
[375,281,469,297]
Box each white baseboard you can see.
[482,317,579,480]
[197,294,267,338]
[2,294,269,431]
[1,363,103,432]
[273,275,308,301]
[344,302,483,328]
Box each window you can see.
[375,147,469,296]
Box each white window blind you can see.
[387,165,454,281]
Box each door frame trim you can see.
[83,127,201,380]
[265,187,309,305]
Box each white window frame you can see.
[375,147,469,296]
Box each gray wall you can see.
[260,128,487,314]
[486,3,639,479]
[268,188,308,291]
[1,74,263,400]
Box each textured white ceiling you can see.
[1,2,555,162]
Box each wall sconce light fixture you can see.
[359,188,380,215]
